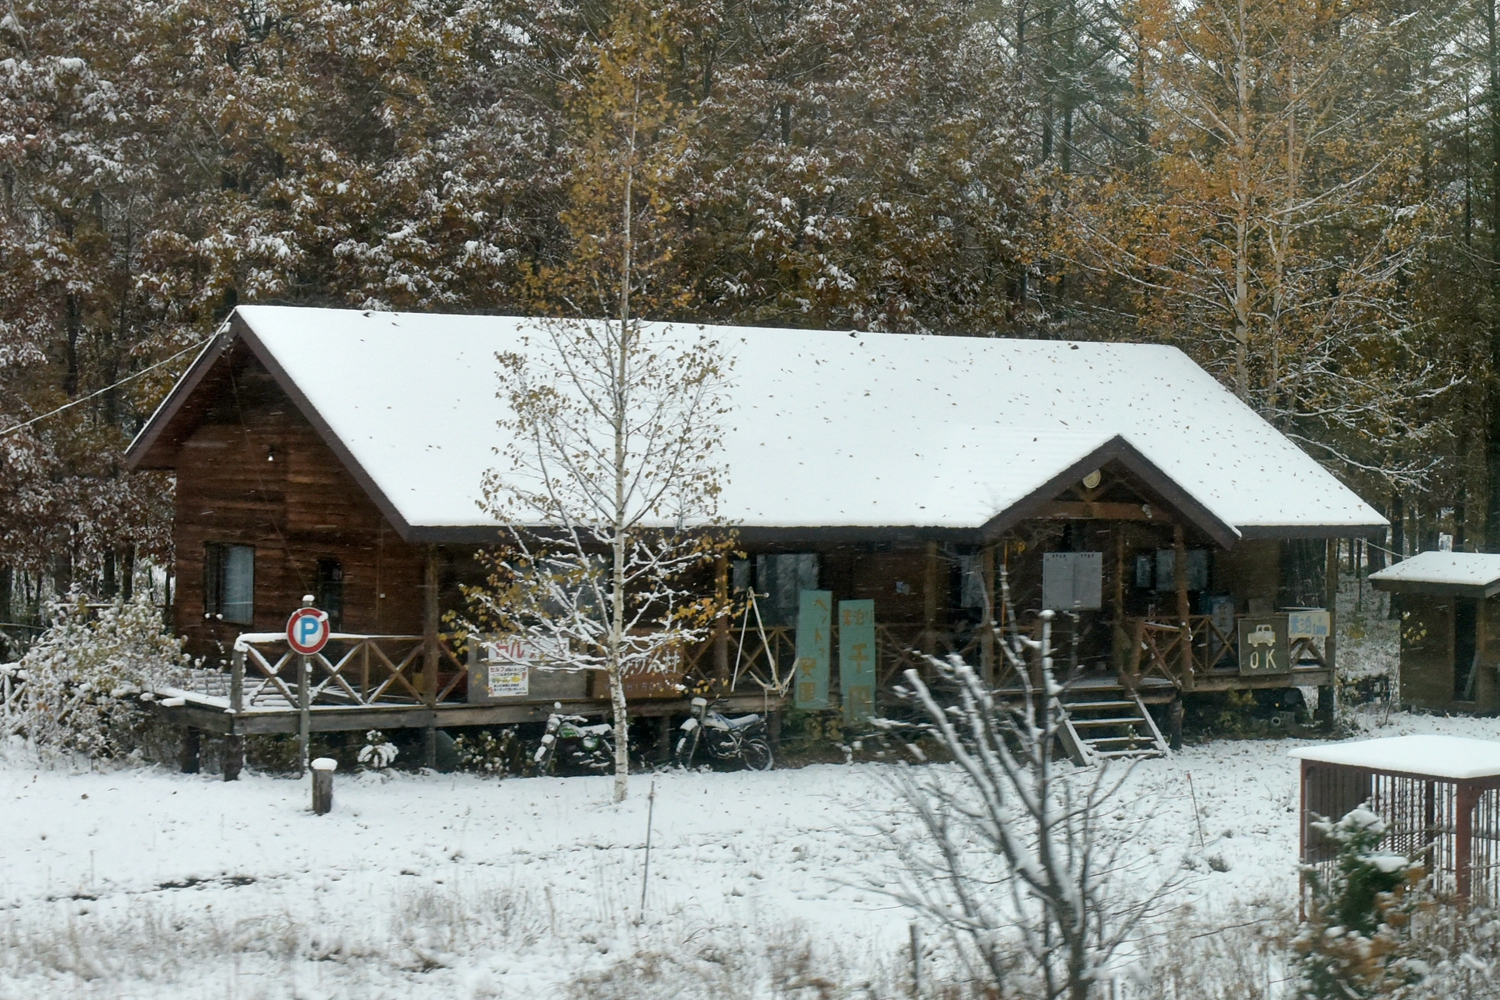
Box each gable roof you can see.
[1368,552,1500,598]
[127,306,1387,545]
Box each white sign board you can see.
[1287,610,1331,640]
[486,664,529,698]
[1042,552,1103,610]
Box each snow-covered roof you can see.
[127,306,1386,543]
[1290,735,1500,781]
[1367,551,1500,598]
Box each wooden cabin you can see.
[1369,552,1500,713]
[126,306,1386,773]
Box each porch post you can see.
[922,541,939,657]
[980,543,996,687]
[422,545,439,768]
[714,553,729,689]
[1174,524,1192,685]
[1111,526,1127,674]
[1320,536,1339,731]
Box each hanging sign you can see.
[794,590,832,709]
[286,606,330,655]
[838,599,877,725]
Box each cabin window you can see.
[755,553,819,626]
[204,543,254,625]
[1154,549,1210,592]
[316,559,344,630]
[1454,598,1479,701]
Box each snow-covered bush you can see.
[18,594,188,758]
[452,727,523,776]
[1296,807,1423,999]
[358,730,399,770]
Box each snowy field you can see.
[3,707,1498,1000]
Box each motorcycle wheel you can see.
[673,730,701,769]
[740,737,774,772]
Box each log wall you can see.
[171,356,428,660]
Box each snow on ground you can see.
[3,709,1499,999]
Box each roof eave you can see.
[976,434,1242,549]
[123,325,236,470]
[1368,577,1500,599]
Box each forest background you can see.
[0,0,1493,635]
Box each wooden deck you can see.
[146,629,794,738]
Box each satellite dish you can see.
[1081,469,1102,490]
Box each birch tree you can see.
[467,2,731,803]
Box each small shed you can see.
[1290,735,1500,903]
[1369,552,1500,712]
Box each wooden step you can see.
[1055,689,1170,766]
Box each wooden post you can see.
[1174,524,1191,685]
[422,545,440,769]
[922,541,939,656]
[230,645,244,716]
[1321,536,1339,732]
[714,553,729,689]
[311,757,337,815]
[979,543,996,687]
[179,727,200,774]
[297,653,310,776]
[1111,526,1127,674]
[1457,781,1478,902]
[656,715,673,762]
[223,734,244,781]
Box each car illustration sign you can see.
[1237,616,1289,676]
[286,606,330,655]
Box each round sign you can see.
[286,606,330,655]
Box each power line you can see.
[0,335,216,438]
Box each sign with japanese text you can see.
[1287,610,1331,640]
[839,599,877,725]
[794,590,832,709]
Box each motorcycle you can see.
[533,708,615,776]
[673,697,774,771]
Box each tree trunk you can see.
[1487,0,1500,552]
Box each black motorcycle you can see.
[673,696,774,771]
[532,709,615,776]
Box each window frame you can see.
[204,542,255,626]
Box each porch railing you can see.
[1121,614,1329,691]
[227,633,467,711]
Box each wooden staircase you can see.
[1055,683,1170,766]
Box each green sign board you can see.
[794,590,832,709]
[839,599,877,725]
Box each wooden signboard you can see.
[1238,616,1290,676]
[795,590,833,709]
[839,599,877,725]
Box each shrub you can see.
[1296,807,1424,999]
[19,594,188,759]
